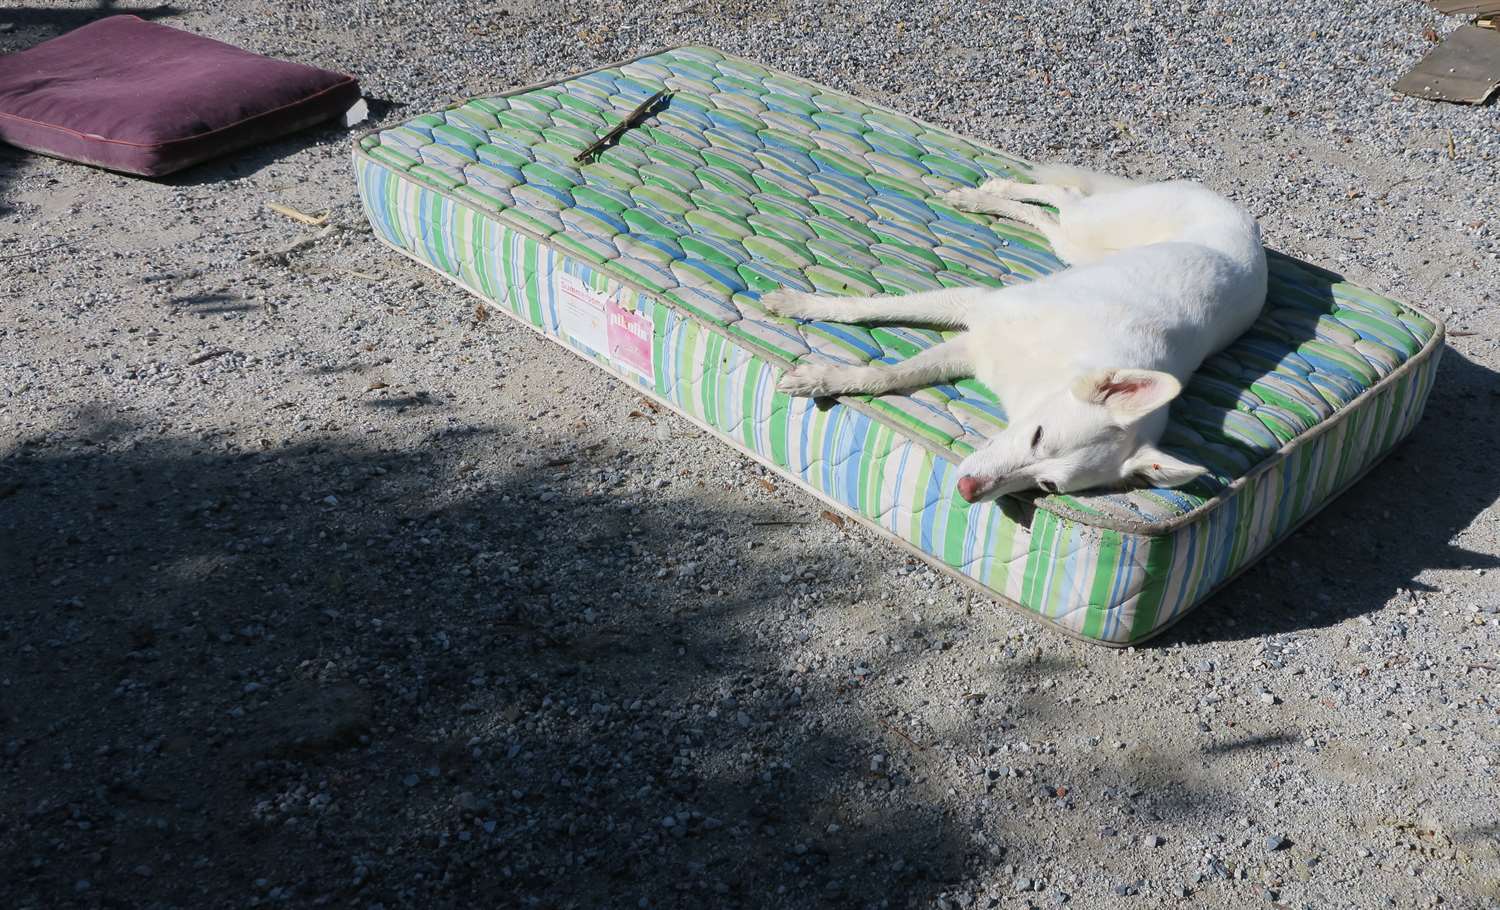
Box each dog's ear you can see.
[1123,444,1207,488]
[1071,368,1182,423]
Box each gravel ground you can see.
[2,2,1498,909]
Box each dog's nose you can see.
[957,475,987,503]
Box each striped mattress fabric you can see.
[351,47,1444,646]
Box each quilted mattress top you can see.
[357,46,1442,533]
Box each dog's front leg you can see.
[777,335,974,397]
[760,287,989,328]
[941,192,1059,231]
[959,178,1082,209]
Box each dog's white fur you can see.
[762,164,1268,503]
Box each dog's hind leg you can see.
[776,335,973,397]
[760,286,989,328]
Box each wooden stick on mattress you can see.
[574,90,673,163]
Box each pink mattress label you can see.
[557,272,654,384]
[607,302,655,384]
[556,273,608,355]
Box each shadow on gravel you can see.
[1169,345,1500,645]
[1200,733,1298,755]
[0,419,1002,909]
[0,2,180,55]
[0,146,22,219]
[364,394,442,411]
[160,121,354,189]
[167,292,257,316]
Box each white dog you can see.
[761,164,1268,503]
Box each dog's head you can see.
[955,368,1206,503]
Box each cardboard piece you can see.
[1395,24,1500,103]
[1425,0,1500,14]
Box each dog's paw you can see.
[776,363,844,397]
[760,288,817,318]
[940,187,992,212]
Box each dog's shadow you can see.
[1161,254,1497,644]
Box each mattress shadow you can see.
[1164,343,1500,645]
[0,417,999,908]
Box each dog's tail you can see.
[1020,162,1137,196]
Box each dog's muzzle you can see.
[957,475,999,504]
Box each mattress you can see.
[352,46,1444,646]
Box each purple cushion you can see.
[0,15,360,176]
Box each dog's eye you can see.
[1030,426,1043,450]
[1038,479,1059,494]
